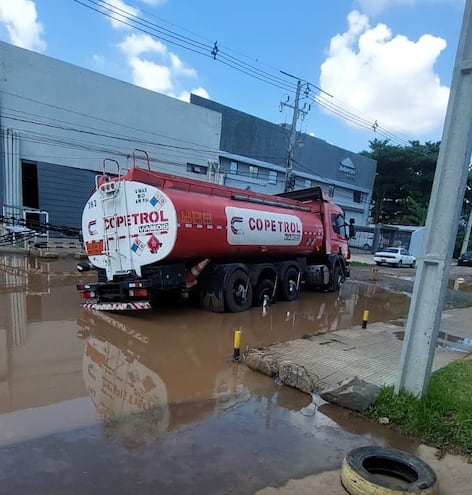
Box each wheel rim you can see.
[279,267,300,301]
[288,279,297,296]
[233,281,249,305]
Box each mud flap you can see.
[200,289,225,312]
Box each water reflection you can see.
[0,254,412,447]
[74,280,411,446]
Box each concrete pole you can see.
[396,0,472,397]
[460,207,472,255]
[285,80,301,192]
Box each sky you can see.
[0,0,467,153]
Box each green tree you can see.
[361,139,440,225]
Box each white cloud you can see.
[104,0,139,30]
[319,10,449,135]
[0,0,46,51]
[176,86,209,103]
[118,33,167,57]
[118,33,208,101]
[92,53,106,66]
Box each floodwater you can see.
[0,254,422,495]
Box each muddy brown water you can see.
[0,254,430,495]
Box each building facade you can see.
[0,41,376,233]
[0,42,221,230]
[191,95,376,225]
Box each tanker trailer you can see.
[77,152,352,312]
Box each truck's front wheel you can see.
[327,264,344,292]
[225,269,253,313]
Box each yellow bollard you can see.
[233,330,242,362]
[362,310,369,329]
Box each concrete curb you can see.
[244,314,471,411]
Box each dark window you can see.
[186,163,208,175]
[22,161,39,209]
[353,190,363,203]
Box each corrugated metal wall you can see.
[37,162,97,230]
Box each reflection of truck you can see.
[77,151,352,312]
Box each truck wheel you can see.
[279,267,299,301]
[327,264,344,292]
[341,446,438,495]
[253,279,275,307]
[225,269,253,313]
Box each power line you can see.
[70,0,433,151]
[72,0,298,93]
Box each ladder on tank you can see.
[96,158,136,279]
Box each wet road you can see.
[0,254,422,494]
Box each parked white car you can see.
[373,247,416,268]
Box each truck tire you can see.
[327,264,344,292]
[224,269,253,313]
[341,446,438,495]
[278,266,300,301]
[253,279,275,307]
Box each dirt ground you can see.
[256,445,472,495]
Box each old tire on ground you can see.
[278,266,299,301]
[224,268,253,313]
[341,446,439,495]
[253,279,275,307]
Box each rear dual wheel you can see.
[253,279,275,307]
[224,269,253,313]
[278,266,300,301]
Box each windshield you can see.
[331,213,348,238]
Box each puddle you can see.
[0,254,445,494]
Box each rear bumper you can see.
[81,301,152,311]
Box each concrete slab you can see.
[245,307,472,393]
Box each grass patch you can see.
[367,357,472,457]
[349,261,372,267]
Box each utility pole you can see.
[396,0,472,398]
[284,79,301,192]
[280,72,311,192]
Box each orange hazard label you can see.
[86,239,104,256]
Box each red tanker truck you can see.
[77,151,353,312]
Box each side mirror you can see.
[348,218,356,238]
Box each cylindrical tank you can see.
[82,172,325,275]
